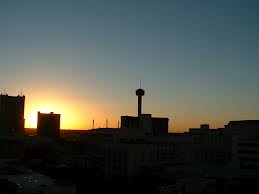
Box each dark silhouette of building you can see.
[121,116,140,128]
[151,117,169,135]
[37,112,60,138]
[121,88,169,136]
[121,115,168,136]
[224,120,259,172]
[0,94,25,135]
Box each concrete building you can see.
[187,124,231,162]
[77,128,176,177]
[0,94,25,135]
[104,138,175,177]
[37,112,60,138]
[224,120,259,174]
[238,139,259,173]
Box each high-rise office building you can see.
[0,94,25,135]
[37,112,60,138]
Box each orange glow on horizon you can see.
[23,90,228,131]
[24,95,91,129]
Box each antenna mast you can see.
[106,119,108,128]
[19,89,24,97]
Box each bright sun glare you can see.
[25,101,88,130]
[26,107,55,128]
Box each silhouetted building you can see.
[121,88,169,136]
[187,124,231,162]
[0,94,25,135]
[121,116,140,128]
[121,115,169,136]
[225,120,259,173]
[37,112,60,138]
[151,117,169,136]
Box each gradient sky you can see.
[1,0,259,131]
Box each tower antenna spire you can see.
[19,89,24,97]
[140,77,142,89]
[106,118,108,128]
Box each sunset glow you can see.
[24,95,90,129]
[1,0,259,132]
[1,1,259,192]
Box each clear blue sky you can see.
[1,0,259,131]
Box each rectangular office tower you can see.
[0,94,25,135]
[37,112,60,138]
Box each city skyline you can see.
[1,0,259,131]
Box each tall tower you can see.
[136,88,145,117]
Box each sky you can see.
[0,0,259,131]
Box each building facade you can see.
[0,94,25,135]
[37,112,60,138]
[121,115,169,136]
